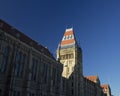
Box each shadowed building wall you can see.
[101,84,111,96]
[0,19,112,96]
[0,19,63,96]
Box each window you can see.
[28,93,35,96]
[0,89,1,95]
[41,62,47,83]
[62,35,73,40]
[12,90,20,96]
[19,53,26,77]
[69,53,74,59]
[69,35,73,39]
[69,61,72,64]
[15,51,26,77]
[0,43,1,50]
[31,93,35,96]
[15,51,20,76]
[52,68,56,86]
[44,64,47,83]
[41,63,44,76]
[71,89,74,95]
[31,58,38,81]
[60,53,74,60]
[66,35,69,39]
[1,47,9,72]
[66,54,68,59]
[67,67,69,74]
[63,36,66,40]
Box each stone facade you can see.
[84,76,104,96]
[0,19,112,96]
[56,28,84,96]
[56,28,111,96]
[0,19,63,96]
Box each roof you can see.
[101,84,111,93]
[85,75,98,83]
[101,84,109,89]
[60,28,76,46]
[0,19,54,59]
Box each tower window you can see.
[66,35,69,39]
[62,35,74,40]
[69,53,74,59]
[60,53,74,60]
[63,36,66,40]
[69,35,73,39]
[66,54,68,59]
[71,82,74,87]
[12,90,20,96]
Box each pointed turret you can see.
[56,28,83,96]
[56,27,83,77]
[60,28,77,48]
[101,84,111,96]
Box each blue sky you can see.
[0,0,120,95]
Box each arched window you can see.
[14,51,26,77]
[1,47,9,72]
[31,58,38,81]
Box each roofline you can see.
[65,27,73,32]
[0,19,55,59]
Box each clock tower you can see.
[56,28,83,96]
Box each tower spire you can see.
[60,28,77,47]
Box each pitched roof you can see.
[0,19,54,59]
[101,84,109,89]
[85,76,98,83]
[101,84,111,93]
[60,28,76,46]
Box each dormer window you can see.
[62,34,74,41]
[66,35,69,39]
[69,35,73,39]
[62,36,66,40]
[63,35,73,40]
